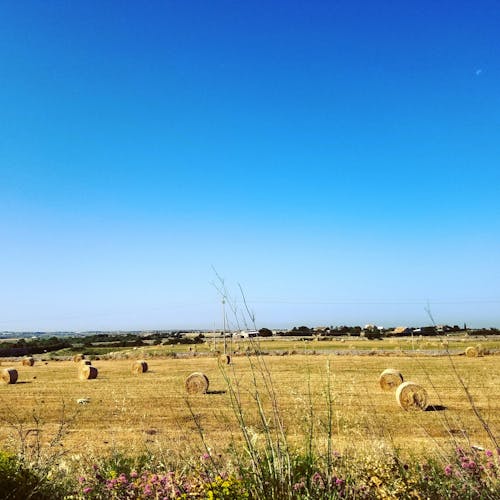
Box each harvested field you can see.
[0,354,498,460]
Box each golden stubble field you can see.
[0,353,499,461]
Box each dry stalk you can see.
[446,353,499,450]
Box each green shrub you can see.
[0,450,67,499]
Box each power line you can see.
[245,298,500,305]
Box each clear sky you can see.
[1,1,499,331]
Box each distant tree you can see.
[292,326,311,332]
[258,328,273,337]
[291,326,312,336]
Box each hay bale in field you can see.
[78,365,98,380]
[396,381,428,411]
[1,368,18,384]
[220,354,231,364]
[465,346,479,357]
[132,360,148,374]
[476,344,485,356]
[185,372,209,394]
[21,357,35,367]
[379,369,403,391]
[217,354,231,365]
[73,354,85,363]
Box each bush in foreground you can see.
[0,450,67,500]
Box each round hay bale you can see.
[379,369,403,391]
[78,365,98,380]
[132,360,148,374]
[185,372,209,394]
[465,346,478,357]
[1,368,18,384]
[21,357,35,367]
[218,354,231,365]
[396,381,428,411]
[73,354,85,363]
[80,360,92,366]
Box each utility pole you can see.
[222,298,227,354]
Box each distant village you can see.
[215,323,498,339]
[1,323,499,341]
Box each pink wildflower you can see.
[293,481,305,491]
[312,472,322,483]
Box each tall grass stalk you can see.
[446,352,499,451]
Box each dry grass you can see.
[0,354,498,460]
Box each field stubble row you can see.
[0,354,498,461]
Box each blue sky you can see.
[1,1,499,331]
